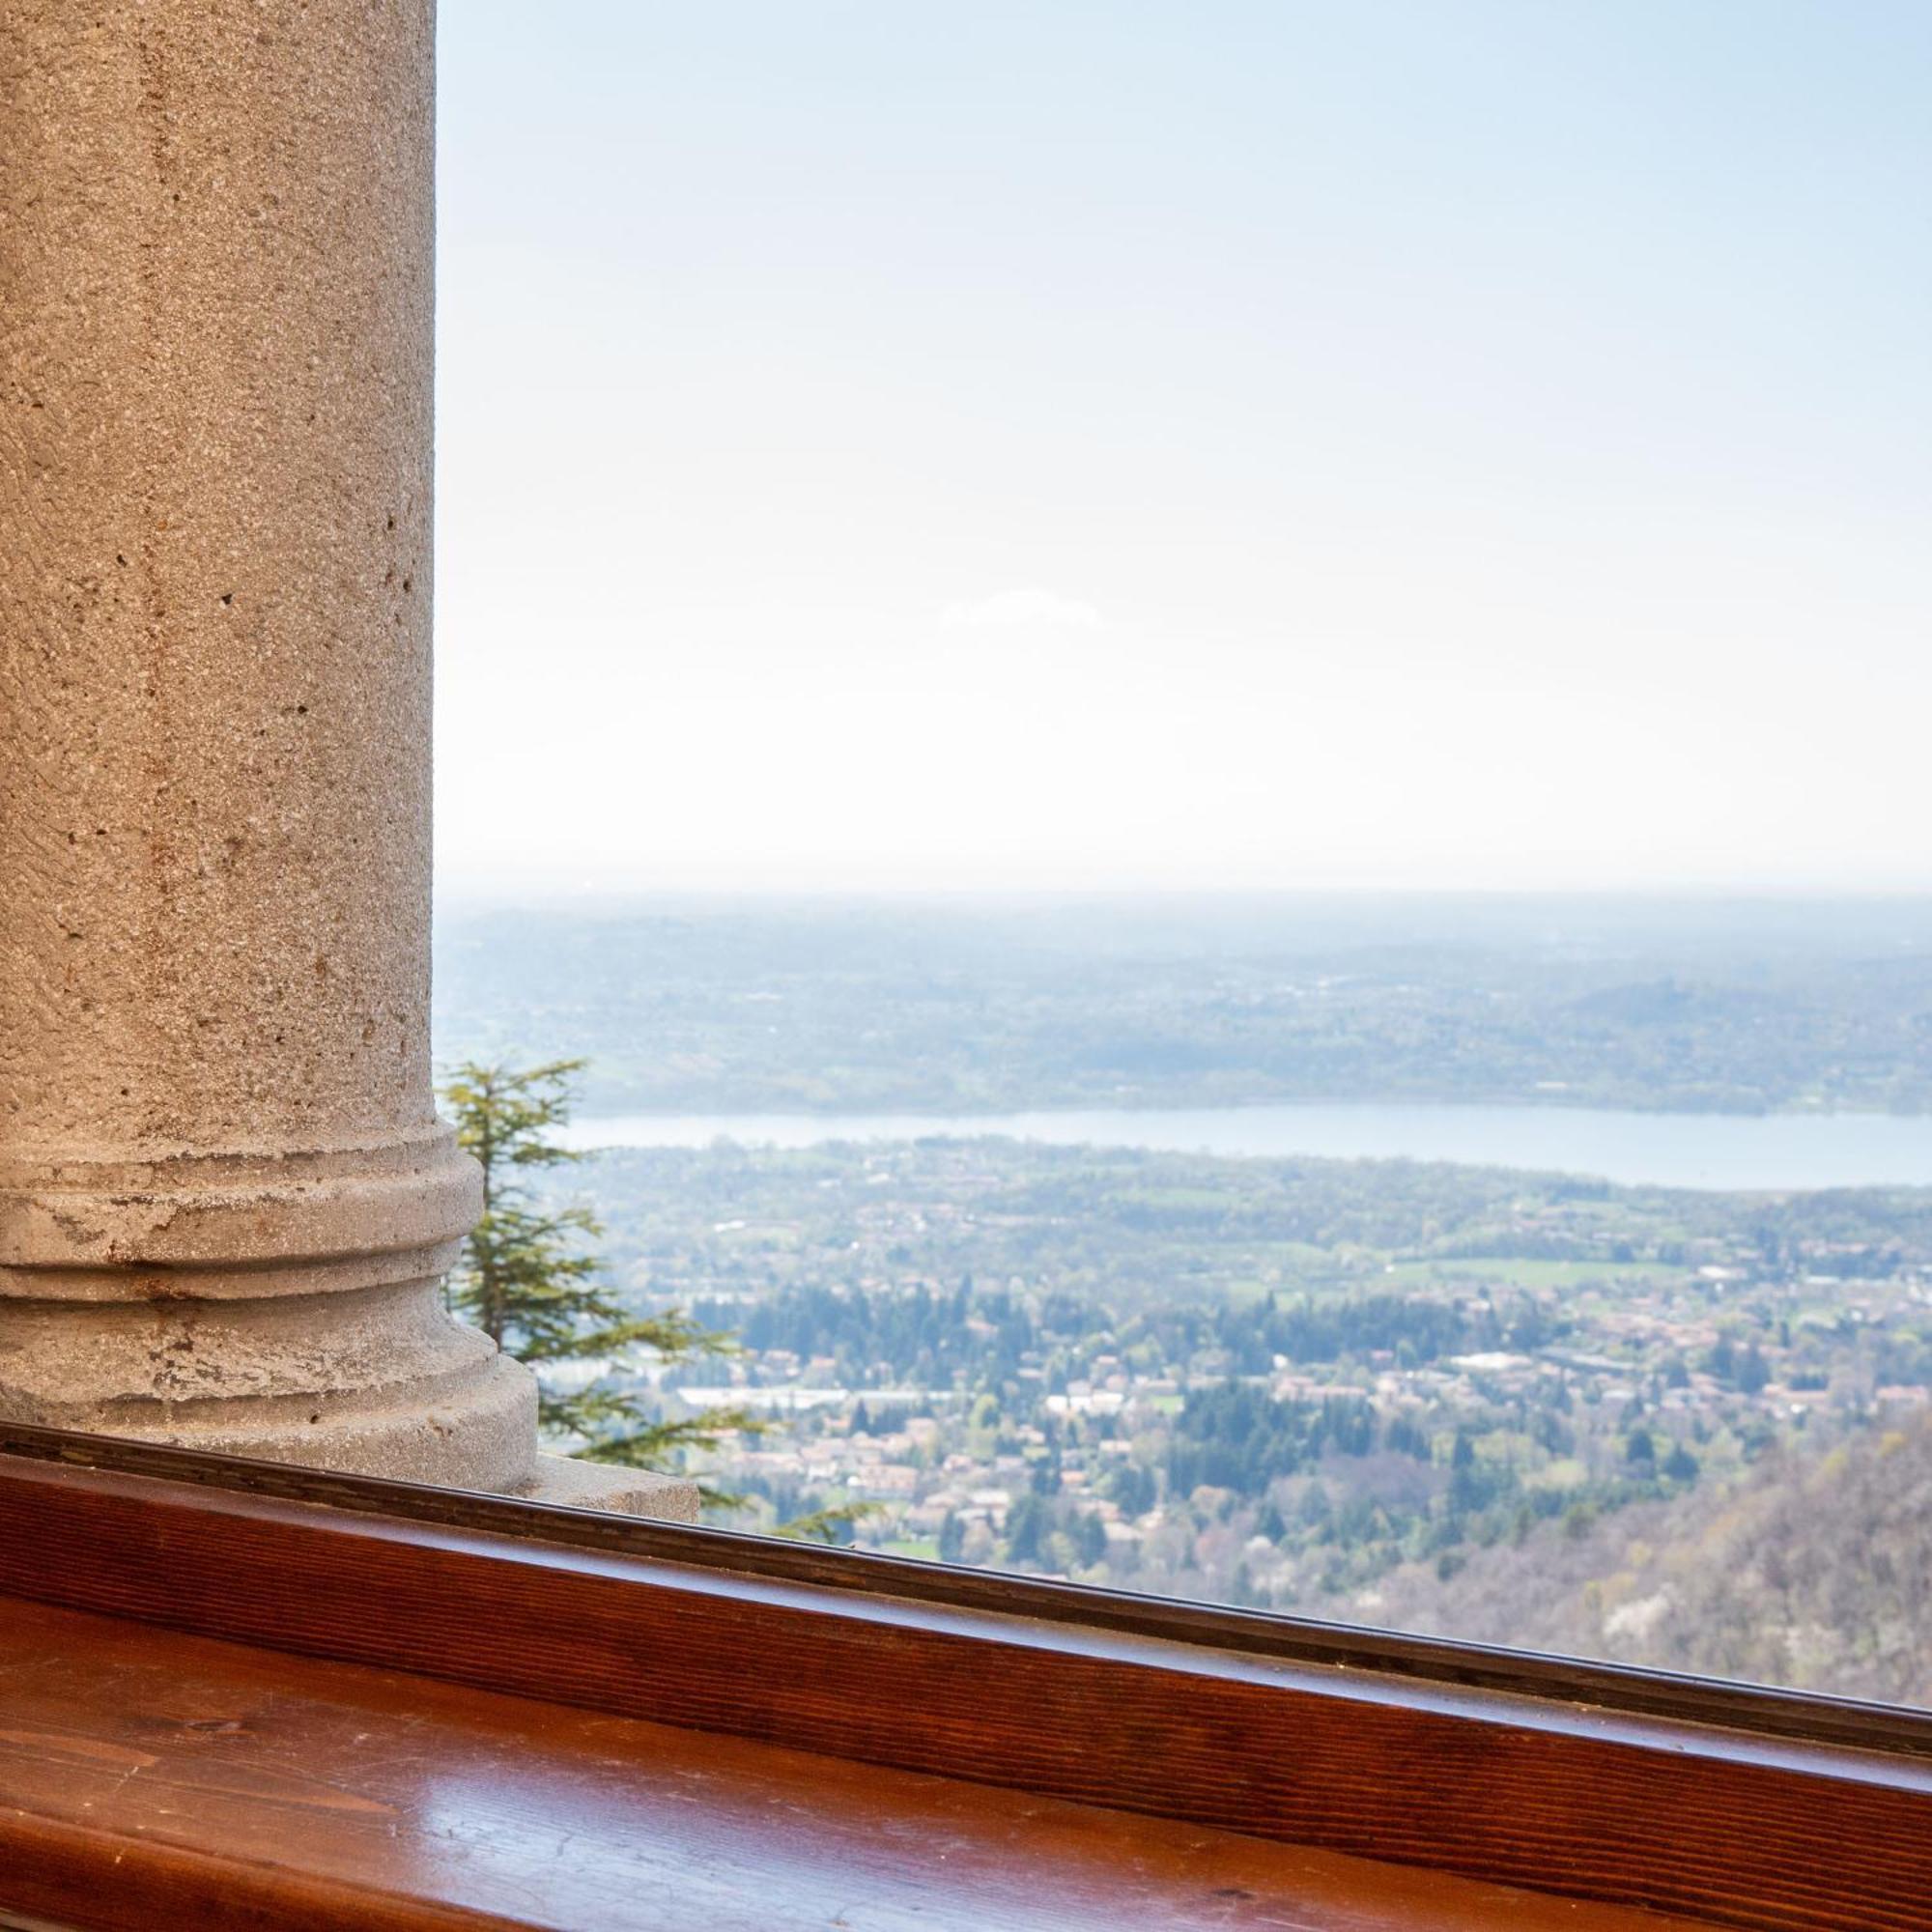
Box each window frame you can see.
[2,1421,1927,1931]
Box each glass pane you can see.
[423,3,1932,1706]
[433,905,1932,1711]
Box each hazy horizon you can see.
[436,878,1932,913]
[435,3,1930,897]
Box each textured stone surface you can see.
[0,1,566,1497]
[525,1455,701,1523]
[0,0,438,1158]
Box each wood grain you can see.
[0,1595,1712,1932]
[0,1446,1927,1929]
[5,1418,1925,1759]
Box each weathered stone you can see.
[0,1,696,1520]
[525,1456,703,1524]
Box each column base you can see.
[0,1132,544,1494]
[0,1306,542,1494]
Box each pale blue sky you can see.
[434,3,1930,894]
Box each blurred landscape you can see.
[436,895,1932,1704]
[439,895,1932,1117]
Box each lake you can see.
[559,1102,1932,1192]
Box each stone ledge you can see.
[523,1454,700,1522]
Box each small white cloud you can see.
[940,586,1104,631]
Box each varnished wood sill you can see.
[0,1594,1714,1932]
[0,1427,1927,1931]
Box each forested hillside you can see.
[1344,1408,1932,1706]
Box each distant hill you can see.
[434,895,1932,1116]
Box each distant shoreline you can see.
[558,1100,1932,1193]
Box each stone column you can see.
[0,3,692,1516]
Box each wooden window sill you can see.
[0,1427,1927,1931]
[0,1594,1708,1932]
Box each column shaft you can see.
[0,0,536,1489]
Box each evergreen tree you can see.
[1073,1510,1107,1567]
[937,1511,966,1564]
[1005,1492,1049,1565]
[440,1058,755,1496]
[776,1500,882,1546]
